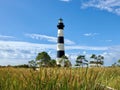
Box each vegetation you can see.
[75,55,88,67]
[0,67,120,90]
[36,52,51,67]
[112,59,120,67]
[59,55,72,67]
[28,60,37,70]
[90,54,104,67]
[28,52,71,68]
[49,59,57,67]
[117,59,120,66]
[75,54,104,67]
[0,52,120,90]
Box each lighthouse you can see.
[56,18,65,65]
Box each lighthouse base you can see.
[56,58,64,66]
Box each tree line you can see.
[111,59,120,67]
[75,54,104,67]
[28,51,72,70]
[1,51,120,69]
[28,51,106,69]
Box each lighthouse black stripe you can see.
[57,37,64,43]
[57,23,64,29]
[57,51,65,58]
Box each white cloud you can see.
[26,34,56,43]
[0,35,15,39]
[105,40,112,42]
[60,0,71,2]
[65,39,75,45]
[66,45,108,50]
[26,34,75,45]
[81,0,120,15]
[83,33,98,37]
[102,46,120,66]
[0,40,56,65]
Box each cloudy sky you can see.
[0,0,120,66]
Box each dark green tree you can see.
[59,55,72,67]
[90,54,104,67]
[36,51,51,67]
[76,55,88,67]
[117,59,120,66]
[28,60,37,70]
[49,59,57,67]
[90,54,97,59]
[111,59,120,67]
[97,55,104,65]
[64,60,72,67]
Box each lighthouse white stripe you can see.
[58,29,64,36]
[57,43,64,50]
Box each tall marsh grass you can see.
[0,67,119,90]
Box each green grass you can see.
[0,67,120,90]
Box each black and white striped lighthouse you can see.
[56,18,65,65]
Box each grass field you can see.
[0,67,120,90]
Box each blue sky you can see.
[0,0,120,66]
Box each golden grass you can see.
[0,67,119,90]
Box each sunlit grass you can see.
[0,67,119,90]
